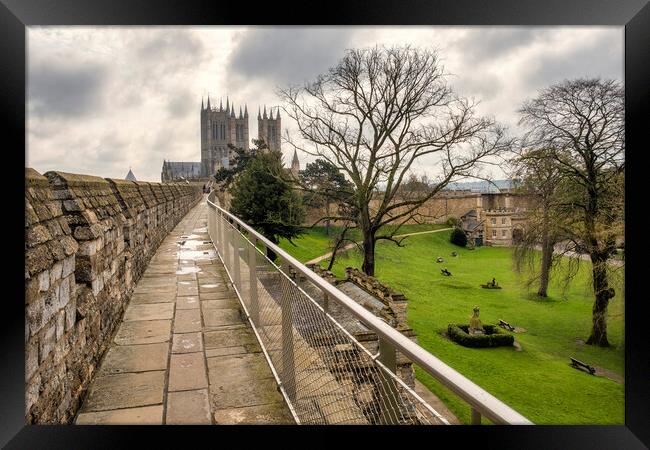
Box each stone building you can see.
[459,193,528,246]
[162,96,285,182]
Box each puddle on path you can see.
[176,266,202,275]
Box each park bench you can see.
[498,319,515,332]
[570,357,596,375]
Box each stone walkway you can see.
[75,197,294,425]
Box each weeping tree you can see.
[512,148,568,298]
[280,45,512,276]
[519,78,624,347]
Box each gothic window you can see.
[491,218,496,225]
[501,217,507,225]
[492,229,497,238]
[502,229,507,238]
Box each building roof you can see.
[125,169,137,181]
[163,161,201,178]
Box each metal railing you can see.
[206,191,532,425]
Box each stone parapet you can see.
[24,168,202,423]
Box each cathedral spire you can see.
[276,107,281,119]
[244,104,249,118]
[206,95,211,110]
[263,105,267,119]
[258,106,261,119]
[239,106,243,119]
[269,108,274,120]
[226,96,229,112]
[201,97,204,110]
[230,104,235,118]
[219,97,223,112]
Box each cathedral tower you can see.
[257,106,281,151]
[200,96,249,178]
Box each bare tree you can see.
[519,78,624,347]
[280,45,512,276]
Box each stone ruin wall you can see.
[306,265,418,389]
[25,168,203,424]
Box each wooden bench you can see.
[498,319,515,332]
[570,357,596,375]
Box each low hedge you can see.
[447,323,514,348]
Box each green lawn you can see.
[282,228,625,425]
[278,223,449,263]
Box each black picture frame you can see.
[3,0,648,448]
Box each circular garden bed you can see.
[447,324,514,348]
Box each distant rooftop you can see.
[125,169,137,181]
[444,179,520,193]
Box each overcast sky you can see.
[26,26,623,182]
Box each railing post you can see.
[281,269,296,402]
[248,236,259,327]
[233,225,241,291]
[223,215,230,270]
[322,291,329,314]
[377,338,402,424]
[471,408,481,425]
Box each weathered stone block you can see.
[50,261,63,285]
[27,224,53,248]
[56,310,66,340]
[58,277,71,309]
[26,374,41,415]
[62,256,75,278]
[26,244,53,276]
[58,216,71,234]
[26,337,39,380]
[48,239,66,261]
[37,270,50,292]
[60,236,79,256]
[39,322,56,363]
[63,199,84,213]
[73,224,103,241]
[65,297,76,332]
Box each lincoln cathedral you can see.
[161,96,289,182]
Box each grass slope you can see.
[284,229,625,425]
[278,223,448,263]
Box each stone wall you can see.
[304,265,418,391]
[24,169,202,424]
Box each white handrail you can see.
[206,192,532,425]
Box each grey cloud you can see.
[228,27,356,86]
[136,30,204,67]
[28,60,108,118]
[452,28,544,65]
[523,32,623,91]
[167,90,194,118]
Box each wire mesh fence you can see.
[207,204,448,425]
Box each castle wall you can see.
[25,168,202,423]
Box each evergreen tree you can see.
[229,149,305,261]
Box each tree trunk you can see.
[538,235,554,297]
[361,231,376,276]
[585,252,614,347]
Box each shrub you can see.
[447,323,514,348]
[450,227,467,247]
[446,216,458,227]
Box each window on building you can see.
[502,218,507,225]
[491,218,496,225]
[502,229,507,237]
[492,229,497,238]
